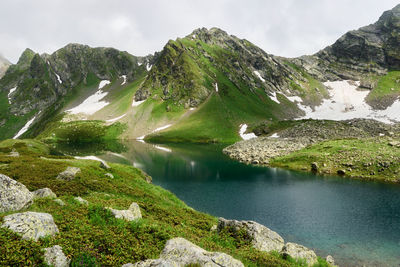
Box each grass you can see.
[0,139,331,266]
[270,137,400,182]
[366,71,400,106]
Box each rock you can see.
[217,218,284,252]
[0,174,34,212]
[57,167,81,181]
[1,211,59,241]
[9,150,20,157]
[74,197,88,205]
[326,255,336,266]
[100,161,111,170]
[53,199,65,206]
[105,173,114,179]
[281,242,318,266]
[33,188,57,199]
[337,169,346,175]
[210,225,218,232]
[44,245,70,267]
[132,237,244,267]
[311,162,318,172]
[107,202,142,221]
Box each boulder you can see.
[33,188,57,199]
[326,255,336,266]
[44,245,70,267]
[281,242,318,266]
[74,197,88,205]
[0,174,33,212]
[130,237,243,267]
[107,202,142,221]
[311,162,318,172]
[1,211,59,241]
[57,167,81,181]
[217,218,284,252]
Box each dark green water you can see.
[64,141,400,267]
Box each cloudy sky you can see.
[0,0,398,63]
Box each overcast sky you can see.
[0,0,398,63]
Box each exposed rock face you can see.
[33,188,57,199]
[217,218,285,252]
[281,242,318,266]
[1,211,59,241]
[107,202,142,221]
[44,245,70,267]
[0,54,10,78]
[57,167,81,181]
[130,237,244,267]
[0,174,33,212]
[74,197,88,205]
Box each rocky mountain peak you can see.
[16,48,36,68]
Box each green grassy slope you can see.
[0,139,331,266]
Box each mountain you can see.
[0,54,10,78]
[0,4,399,142]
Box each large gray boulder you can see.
[217,218,285,252]
[127,237,243,267]
[0,174,34,212]
[57,167,81,181]
[33,188,57,199]
[44,245,70,267]
[1,211,59,241]
[281,242,318,266]
[107,202,142,221]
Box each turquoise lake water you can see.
[61,141,400,266]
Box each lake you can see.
[60,141,400,266]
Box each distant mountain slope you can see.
[0,54,10,78]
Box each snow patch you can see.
[8,87,17,104]
[154,145,172,153]
[121,75,127,85]
[269,133,279,138]
[296,80,400,123]
[137,61,143,66]
[146,64,152,71]
[132,99,145,107]
[154,124,172,132]
[254,71,265,82]
[106,113,127,123]
[13,116,36,139]
[98,80,111,89]
[66,90,109,115]
[55,73,62,84]
[269,92,280,104]
[239,124,257,140]
[286,95,303,103]
[189,108,195,111]
[74,155,106,165]
[215,83,219,92]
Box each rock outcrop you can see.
[57,167,81,181]
[1,211,59,241]
[33,188,57,199]
[44,245,70,267]
[217,218,285,252]
[127,237,243,267]
[107,202,142,221]
[281,242,318,266]
[0,174,33,212]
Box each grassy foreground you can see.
[0,139,330,266]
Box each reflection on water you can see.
[63,140,400,267]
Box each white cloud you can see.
[0,0,398,63]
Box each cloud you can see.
[0,0,398,63]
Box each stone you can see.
[9,150,20,157]
[1,211,59,241]
[105,173,114,179]
[74,197,88,205]
[57,167,81,181]
[326,255,336,266]
[100,161,111,170]
[217,218,284,252]
[132,237,243,267]
[311,162,318,172]
[281,242,318,266]
[0,174,34,212]
[54,199,65,206]
[33,188,57,199]
[107,202,142,221]
[44,245,70,267]
[337,169,346,175]
[210,225,218,232]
